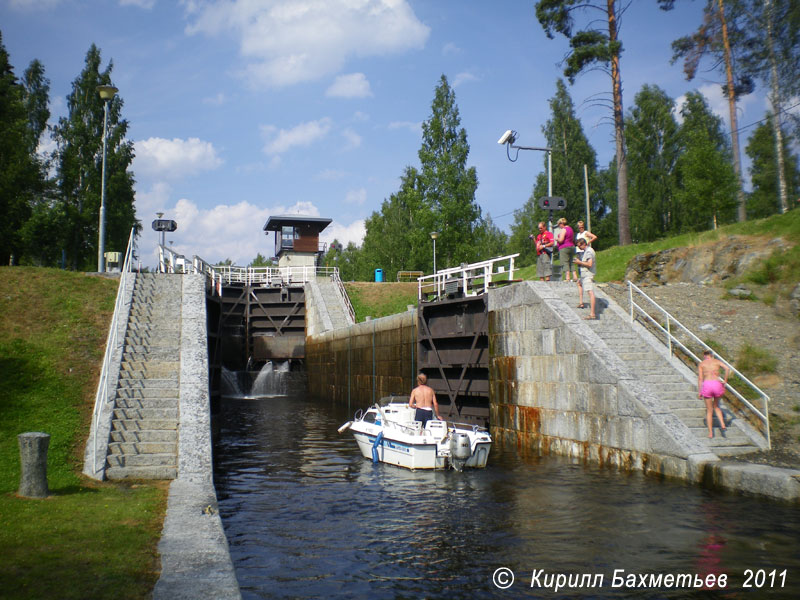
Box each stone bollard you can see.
[18,432,50,498]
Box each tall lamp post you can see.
[430,231,439,274]
[97,84,118,273]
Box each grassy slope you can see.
[0,267,167,600]
[515,209,800,288]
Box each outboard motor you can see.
[449,432,471,472]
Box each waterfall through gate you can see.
[221,361,291,398]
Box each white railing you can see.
[418,254,520,301]
[331,268,356,324]
[627,281,770,449]
[90,228,136,473]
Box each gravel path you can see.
[598,281,800,469]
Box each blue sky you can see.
[2,0,772,267]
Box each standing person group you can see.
[531,218,599,319]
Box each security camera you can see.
[497,129,515,145]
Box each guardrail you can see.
[418,254,520,301]
[627,281,770,449]
[89,228,136,474]
[331,268,356,324]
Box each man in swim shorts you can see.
[697,350,731,438]
[409,373,441,427]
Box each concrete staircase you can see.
[106,273,182,480]
[316,278,352,330]
[552,282,761,457]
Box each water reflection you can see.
[213,394,800,599]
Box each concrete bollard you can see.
[18,432,50,498]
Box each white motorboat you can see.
[338,397,492,471]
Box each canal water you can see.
[213,392,800,599]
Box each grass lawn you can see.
[0,267,167,600]
[344,281,418,322]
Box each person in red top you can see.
[531,222,554,281]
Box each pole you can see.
[433,237,437,275]
[584,163,591,231]
[98,98,110,273]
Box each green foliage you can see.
[735,343,778,375]
[52,44,139,271]
[0,32,47,266]
[510,79,608,262]
[626,85,681,242]
[745,116,800,218]
[534,0,632,246]
[248,252,274,268]
[358,75,493,281]
[674,92,738,231]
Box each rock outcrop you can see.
[625,236,790,285]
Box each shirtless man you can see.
[409,373,441,426]
[697,350,731,438]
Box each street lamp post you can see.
[97,85,118,273]
[430,231,439,274]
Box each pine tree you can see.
[0,32,46,265]
[674,92,738,231]
[745,116,800,219]
[510,79,602,262]
[417,75,482,269]
[535,0,632,245]
[53,44,139,270]
[661,0,751,222]
[625,84,681,242]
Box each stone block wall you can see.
[305,310,417,410]
[488,282,716,481]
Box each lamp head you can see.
[97,85,119,101]
[430,231,439,240]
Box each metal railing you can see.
[331,268,356,324]
[418,254,520,301]
[89,228,136,473]
[627,281,770,449]
[157,244,190,273]
[185,255,355,323]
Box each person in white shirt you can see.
[575,237,597,319]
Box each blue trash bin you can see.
[375,268,384,282]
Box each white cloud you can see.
[452,71,479,88]
[341,128,362,150]
[326,73,373,98]
[675,84,760,127]
[120,0,156,8]
[261,118,332,155]
[202,92,227,105]
[442,42,460,55]
[321,219,366,248]
[316,169,348,181]
[388,120,421,134]
[139,197,327,266]
[345,188,367,205]
[135,181,173,218]
[134,137,223,180]
[183,0,430,88]
[352,111,370,122]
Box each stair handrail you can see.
[627,281,770,449]
[90,228,136,473]
[330,268,356,324]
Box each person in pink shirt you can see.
[556,217,576,282]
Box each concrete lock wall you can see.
[306,310,417,410]
[487,282,717,481]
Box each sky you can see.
[1,0,775,268]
